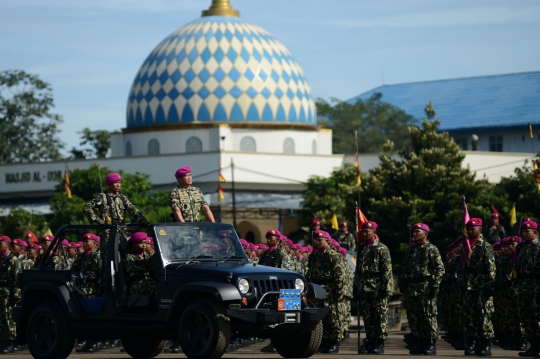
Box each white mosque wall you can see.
[110,126,332,157]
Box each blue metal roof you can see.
[349,71,540,134]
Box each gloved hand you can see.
[94,218,105,225]
[429,287,439,298]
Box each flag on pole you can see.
[44,228,53,236]
[509,204,517,227]
[312,215,320,225]
[530,123,534,139]
[463,201,470,236]
[355,206,369,244]
[330,214,339,230]
[217,183,225,202]
[462,199,472,264]
[354,131,361,186]
[218,173,226,183]
[24,230,38,243]
[217,157,226,204]
[65,162,72,198]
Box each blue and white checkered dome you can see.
[127,15,317,128]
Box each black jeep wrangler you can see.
[13,223,328,359]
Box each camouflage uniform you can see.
[306,246,345,341]
[354,238,393,340]
[340,258,354,335]
[71,251,102,298]
[440,254,463,337]
[401,240,444,341]
[333,231,357,252]
[169,186,208,222]
[258,245,289,269]
[514,238,540,341]
[82,190,148,254]
[123,252,157,299]
[460,239,496,340]
[486,225,506,244]
[0,252,17,342]
[495,254,523,340]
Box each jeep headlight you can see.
[295,278,305,292]
[238,278,250,294]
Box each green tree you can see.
[316,93,416,154]
[0,208,49,239]
[49,164,170,230]
[69,127,111,159]
[0,70,64,164]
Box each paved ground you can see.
[6,332,522,358]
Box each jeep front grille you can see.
[253,279,294,295]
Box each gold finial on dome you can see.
[202,0,240,18]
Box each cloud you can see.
[319,6,540,29]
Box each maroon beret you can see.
[258,243,268,250]
[11,239,27,247]
[412,223,430,233]
[466,218,483,227]
[362,221,378,230]
[266,229,281,238]
[175,166,191,178]
[0,236,12,243]
[41,235,54,242]
[105,172,121,185]
[130,232,149,243]
[521,220,538,230]
[81,233,100,243]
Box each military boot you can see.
[0,341,15,354]
[326,340,340,354]
[519,338,528,351]
[370,339,385,355]
[261,342,276,353]
[465,337,478,356]
[75,340,98,353]
[164,340,182,353]
[520,339,538,357]
[477,338,492,357]
[358,338,373,354]
[409,338,427,354]
[423,340,437,355]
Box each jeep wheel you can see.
[26,301,75,359]
[122,337,166,358]
[272,320,323,358]
[179,298,230,359]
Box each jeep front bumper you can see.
[226,307,329,324]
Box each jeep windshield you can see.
[153,223,246,262]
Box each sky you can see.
[1,0,539,155]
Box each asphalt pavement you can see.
[6,332,521,358]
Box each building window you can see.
[148,138,160,155]
[489,136,503,152]
[312,140,317,154]
[283,138,295,154]
[240,136,256,152]
[186,136,203,153]
[126,141,132,156]
[454,138,468,150]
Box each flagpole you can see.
[231,158,237,230]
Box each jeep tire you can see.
[26,301,75,359]
[122,337,166,358]
[272,320,323,358]
[179,298,231,359]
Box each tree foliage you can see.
[316,93,416,154]
[0,70,64,164]
[0,208,50,239]
[69,127,111,159]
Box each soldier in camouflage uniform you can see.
[306,230,345,354]
[460,218,496,356]
[71,233,102,298]
[123,232,157,299]
[0,236,17,354]
[82,172,149,254]
[33,234,69,270]
[485,213,505,245]
[495,237,526,351]
[258,230,290,270]
[514,219,540,357]
[440,239,465,349]
[27,243,39,262]
[339,246,354,339]
[333,222,357,251]
[170,166,214,223]
[354,221,393,355]
[492,241,504,344]
[66,242,79,269]
[400,223,444,355]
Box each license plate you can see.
[278,289,301,311]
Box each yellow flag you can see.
[509,204,517,227]
[44,228,53,236]
[331,214,339,230]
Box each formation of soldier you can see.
[4,164,540,358]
